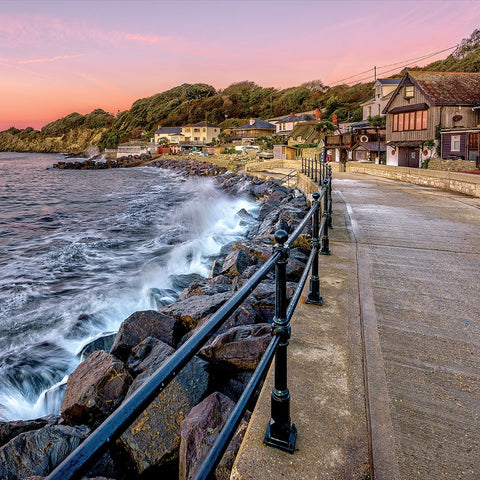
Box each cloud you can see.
[19,53,91,64]
[125,33,172,44]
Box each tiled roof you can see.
[238,119,276,130]
[277,113,316,123]
[155,127,182,134]
[409,71,480,106]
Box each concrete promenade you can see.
[232,172,480,480]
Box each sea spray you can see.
[0,154,258,421]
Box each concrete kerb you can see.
[231,176,370,480]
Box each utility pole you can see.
[374,66,377,82]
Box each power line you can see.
[328,44,458,86]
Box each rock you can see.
[118,356,209,475]
[160,291,233,332]
[0,424,88,480]
[222,372,254,403]
[198,324,271,371]
[249,281,297,323]
[179,276,232,301]
[0,415,60,448]
[208,259,223,278]
[127,338,174,376]
[110,310,176,360]
[221,248,256,277]
[79,332,117,360]
[61,350,132,426]
[179,392,235,480]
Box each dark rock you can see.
[249,281,297,323]
[118,356,209,475]
[208,259,222,278]
[235,208,256,226]
[79,332,117,360]
[198,324,271,371]
[61,350,132,426]
[110,310,176,360]
[160,291,233,332]
[171,274,204,292]
[0,415,59,448]
[127,338,174,376]
[0,424,88,480]
[221,247,256,277]
[179,276,232,301]
[179,392,234,480]
[222,372,254,403]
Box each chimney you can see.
[315,108,321,120]
[332,113,338,126]
[249,118,255,126]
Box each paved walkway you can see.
[233,172,480,480]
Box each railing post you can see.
[264,230,297,454]
[321,173,331,255]
[327,165,333,228]
[314,156,318,184]
[306,193,323,305]
[301,156,304,175]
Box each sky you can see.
[1,0,480,131]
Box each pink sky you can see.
[1,0,480,131]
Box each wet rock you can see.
[179,392,235,480]
[179,276,232,301]
[127,338,174,376]
[79,332,117,360]
[160,291,233,332]
[118,356,209,475]
[0,424,88,480]
[198,324,271,371]
[221,248,256,277]
[110,310,176,360]
[249,280,297,323]
[61,350,132,426]
[0,415,60,448]
[222,372,254,403]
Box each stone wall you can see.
[346,162,480,198]
[428,158,479,172]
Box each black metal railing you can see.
[301,155,331,187]
[278,169,297,188]
[45,169,333,480]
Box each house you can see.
[440,128,480,167]
[383,70,480,167]
[274,110,321,136]
[287,122,325,146]
[361,79,401,120]
[154,127,184,144]
[181,122,220,144]
[230,119,276,144]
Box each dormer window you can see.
[404,85,414,99]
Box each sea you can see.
[0,152,257,421]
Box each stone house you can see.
[383,70,480,167]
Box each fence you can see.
[45,168,333,480]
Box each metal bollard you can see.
[264,230,297,454]
[321,175,331,255]
[327,165,333,228]
[306,193,323,305]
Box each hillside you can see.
[2,28,480,154]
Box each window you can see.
[392,110,427,132]
[451,135,461,151]
[194,128,200,132]
[404,85,414,98]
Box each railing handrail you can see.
[45,169,333,480]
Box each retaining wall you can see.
[346,162,480,198]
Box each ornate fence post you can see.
[314,156,318,184]
[264,230,297,453]
[321,173,332,255]
[306,192,323,305]
[327,165,333,228]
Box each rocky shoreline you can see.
[0,161,311,480]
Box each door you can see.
[398,148,420,168]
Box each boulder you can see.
[160,291,232,332]
[79,332,117,360]
[179,276,232,301]
[179,392,234,480]
[118,356,209,475]
[249,281,297,323]
[198,324,271,371]
[61,350,132,426]
[0,415,59,448]
[221,248,256,277]
[0,424,88,480]
[127,338,174,376]
[110,310,176,360]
